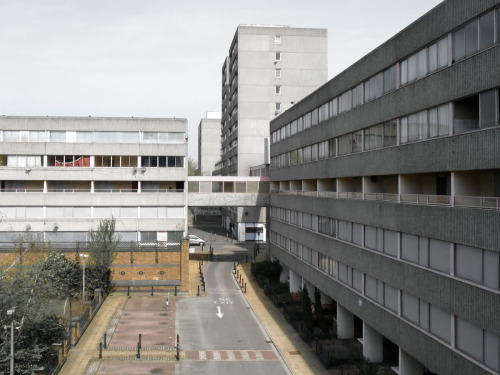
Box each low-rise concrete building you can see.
[0,116,188,244]
[269,1,500,374]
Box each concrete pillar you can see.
[337,303,354,339]
[400,348,424,375]
[289,268,302,293]
[363,322,383,362]
[279,263,289,283]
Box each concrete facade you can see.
[269,1,500,374]
[0,116,188,244]
[197,112,221,176]
[214,24,327,241]
[215,24,328,177]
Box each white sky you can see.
[0,0,442,159]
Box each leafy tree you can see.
[86,217,120,293]
[0,249,70,374]
[301,287,314,333]
[314,288,329,333]
[188,157,199,176]
[87,217,119,268]
[30,251,81,299]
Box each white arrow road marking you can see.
[216,306,224,319]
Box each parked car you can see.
[188,235,205,246]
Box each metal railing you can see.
[272,190,499,210]
[91,296,100,314]
[1,188,184,194]
[453,196,500,209]
[78,309,90,333]
[0,240,181,251]
[400,194,451,205]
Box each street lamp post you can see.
[7,307,15,375]
[79,254,89,303]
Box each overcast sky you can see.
[0,0,442,159]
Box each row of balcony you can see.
[1,188,184,194]
[272,190,500,210]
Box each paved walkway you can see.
[59,294,128,375]
[236,260,331,375]
[60,257,332,375]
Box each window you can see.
[275,52,281,61]
[275,69,281,78]
[430,305,451,343]
[454,95,479,133]
[338,130,362,155]
[480,89,497,128]
[401,104,449,143]
[140,231,157,242]
[364,120,397,151]
[274,35,281,44]
[275,86,281,95]
[479,11,495,50]
[402,292,419,324]
[498,8,500,44]
[29,131,46,142]
[455,245,499,290]
[275,103,281,112]
[95,132,138,143]
[50,131,66,142]
[401,37,447,85]
[76,131,93,142]
[453,10,496,63]
[429,239,450,273]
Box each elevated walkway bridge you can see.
[187,176,270,207]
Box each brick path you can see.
[60,258,329,374]
[108,295,176,349]
[185,350,278,361]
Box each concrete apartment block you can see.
[268,1,500,374]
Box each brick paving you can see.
[184,350,278,361]
[108,295,176,349]
[60,258,330,375]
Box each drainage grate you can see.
[289,351,301,355]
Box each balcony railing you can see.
[0,240,182,251]
[453,196,500,210]
[400,194,451,206]
[1,188,184,194]
[272,190,500,210]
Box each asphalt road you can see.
[178,261,288,375]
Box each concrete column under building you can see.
[399,348,424,375]
[289,268,302,293]
[279,263,289,283]
[337,303,355,339]
[363,322,383,363]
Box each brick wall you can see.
[0,238,190,292]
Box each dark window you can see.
[454,95,479,133]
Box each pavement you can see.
[59,249,331,375]
[236,254,332,375]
